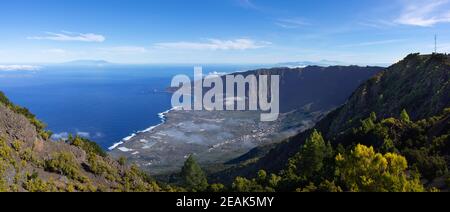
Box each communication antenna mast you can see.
[434,34,437,53]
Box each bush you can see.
[44,152,84,181]
[0,159,9,192]
[118,157,127,166]
[208,183,226,192]
[87,153,118,181]
[22,172,58,192]
[0,138,12,161]
[20,148,41,166]
[11,140,23,152]
[40,130,53,140]
[121,165,161,192]
[67,136,106,157]
[232,177,265,192]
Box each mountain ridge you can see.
[210,53,450,185]
[60,60,113,67]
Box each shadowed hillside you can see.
[212,54,450,190]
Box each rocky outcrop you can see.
[0,103,39,145]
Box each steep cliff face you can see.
[168,65,383,113]
[0,92,170,192]
[213,54,450,183]
[222,65,383,112]
[328,53,450,136]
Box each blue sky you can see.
[0,0,449,65]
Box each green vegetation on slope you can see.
[328,53,450,136]
[0,91,52,140]
[208,54,449,192]
[0,91,185,192]
[0,134,185,192]
[225,108,449,192]
[67,135,107,157]
[1,53,448,192]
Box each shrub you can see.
[0,138,12,160]
[67,136,106,157]
[0,159,9,192]
[20,148,41,166]
[121,164,161,192]
[40,130,53,140]
[232,177,264,192]
[118,157,127,166]
[87,153,118,181]
[22,172,58,192]
[208,183,226,192]
[11,140,23,152]
[44,152,84,181]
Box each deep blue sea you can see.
[0,64,260,149]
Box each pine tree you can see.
[297,130,333,179]
[181,155,208,191]
[283,129,334,186]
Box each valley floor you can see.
[110,109,323,175]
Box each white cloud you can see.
[28,31,105,42]
[51,132,69,141]
[94,132,104,138]
[275,18,310,29]
[50,131,103,141]
[77,132,91,138]
[395,0,450,27]
[207,71,229,76]
[155,39,270,50]
[98,46,148,54]
[338,39,405,48]
[0,65,41,71]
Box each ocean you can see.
[0,64,259,149]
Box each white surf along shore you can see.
[108,71,235,151]
[108,107,180,151]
